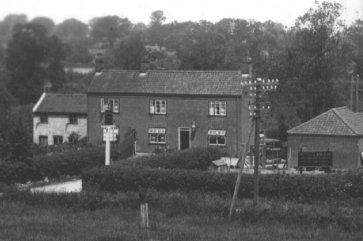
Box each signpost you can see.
[298,151,333,167]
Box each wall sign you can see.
[208,130,226,136]
[298,151,332,167]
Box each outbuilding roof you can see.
[87,70,246,96]
[33,93,87,114]
[287,107,363,136]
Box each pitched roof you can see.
[287,107,363,136]
[33,93,87,114]
[87,70,245,96]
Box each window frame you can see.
[53,135,63,145]
[68,114,78,124]
[208,130,227,146]
[209,101,227,116]
[101,98,120,113]
[150,99,166,115]
[39,114,48,123]
[148,128,167,145]
[39,135,48,146]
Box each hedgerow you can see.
[0,146,123,183]
[116,147,221,170]
[82,167,363,202]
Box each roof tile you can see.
[33,93,87,114]
[87,70,245,96]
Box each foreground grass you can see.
[1,200,362,241]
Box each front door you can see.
[179,128,190,150]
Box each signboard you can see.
[208,130,226,136]
[148,128,166,134]
[103,127,119,142]
[298,151,332,167]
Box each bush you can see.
[82,167,363,202]
[117,147,221,171]
[32,146,110,179]
[0,162,42,184]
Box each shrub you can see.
[82,167,363,202]
[0,162,42,184]
[32,146,109,179]
[117,147,221,171]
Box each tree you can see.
[31,17,55,35]
[0,14,27,46]
[113,32,145,69]
[54,18,89,43]
[90,16,131,47]
[5,23,66,103]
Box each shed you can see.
[287,107,363,169]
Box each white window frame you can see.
[101,98,119,113]
[150,99,166,115]
[148,128,166,144]
[208,130,226,146]
[209,101,226,116]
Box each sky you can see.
[0,0,362,26]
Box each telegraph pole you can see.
[350,75,354,111]
[253,79,262,207]
[356,74,360,112]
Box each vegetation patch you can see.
[82,166,363,202]
[115,147,221,171]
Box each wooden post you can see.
[140,203,149,228]
[228,121,254,220]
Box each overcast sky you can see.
[1,0,362,26]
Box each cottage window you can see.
[39,135,48,146]
[208,130,226,146]
[101,98,119,113]
[148,128,166,144]
[69,114,78,124]
[53,135,63,145]
[209,101,226,116]
[150,99,166,114]
[40,114,48,123]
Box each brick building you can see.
[33,93,87,146]
[287,107,363,169]
[87,70,250,156]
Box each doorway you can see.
[179,127,191,150]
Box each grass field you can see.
[1,199,363,241]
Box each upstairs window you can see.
[68,114,78,124]
[208,130,226,146]
[101,98,119,113]
[40,114,48,123]
[209,101,226,116]
[148,128,166,144]
[150,99,166,114]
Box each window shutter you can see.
[101,98,104,112]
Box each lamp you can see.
[191,121,197,133]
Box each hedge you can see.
[117,147,221,170]
[82,167,363,202]
[1,146,121,184]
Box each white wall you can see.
[33,115,87,145]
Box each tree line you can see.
[0,1,362,145]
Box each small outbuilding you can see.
[287,107,363,170]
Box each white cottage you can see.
[32,93,87,146]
